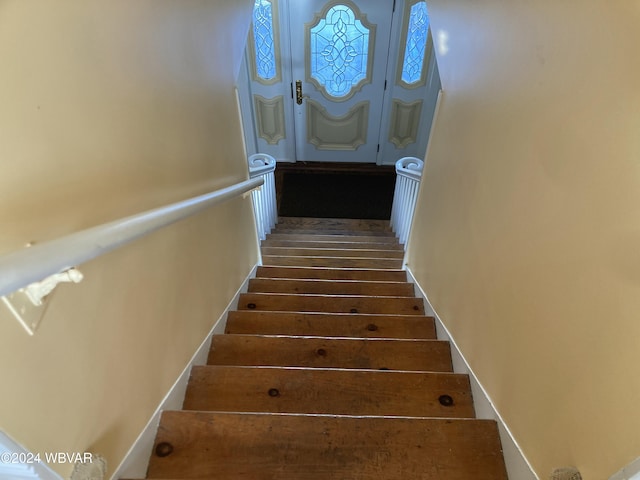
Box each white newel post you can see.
[248,153,278,240]
[390,156,424,247]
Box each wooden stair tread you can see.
[256,265,407,281]
[184,366,474,417]
[261,255,403,269]
[208,334,452,371]
[225,311,437,339]
[266,232,401,243]
[261,239,404,250]
[261,246,405,259]
[238,292,424,315]
[147,411,508,479]
[248,278,415,296]
[272,227,395,236]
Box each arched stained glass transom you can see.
[401,1,429,85]
[309,3,372,99]
[252,0,277,82]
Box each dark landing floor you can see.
[276,162,396,220]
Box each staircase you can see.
[141,217,508,479]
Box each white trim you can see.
[402,88,442,266]
[110,264,259,480]
[610,456,640,480]
[405,267,539,480]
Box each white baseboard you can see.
[405,267,539,480]
[110,264,258,480]
[610,456,640,480]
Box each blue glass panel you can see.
[253,0,277,81]
[310,4,370,98]
[401,1,429,84]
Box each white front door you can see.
[239,0,440,165]
[289,0,393,163]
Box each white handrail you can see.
[248,153,278,240]
[390,156,424,246]
[0,177,263,298]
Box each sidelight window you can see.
[252,0,278,82]
[400,1,430,86]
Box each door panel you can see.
[254,95,287,145]
[307,100,369,151]
[243,0,296,162]
[290,0,394,163]
[378,0,441,165]
[388,99,423,149]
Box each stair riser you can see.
[225,311,437,339]
[238,293,424,315]
[273,228,394,236]
[208,335,452,371]
[262,240,404,250]
[267,233,400,244]
[261,247,404,259]
[148,412,509,479]
[248,278,415,297]
[256,266,407,281]
[276,217,392,232]
[261,256,403,269]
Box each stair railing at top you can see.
[0,176,263,334]
[248,153,278,240]
[390,156,424,247]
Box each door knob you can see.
[296,80,303,105]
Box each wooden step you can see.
[238,293,424,315]
[208,335,452,371]
[184,366,474,417]
[256,265,407,281]
[248,278,415,296]
[147,412,509,479]
[261,239,404,250]
[261,246,404,259]
[266,232,401,244]
[272,227,395,236]
[277,217,392,232]
[261,255,403,269]
[225,311,437,339]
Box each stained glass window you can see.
[253,0,277,81]
[401,1,429,85]
[310,4,370,98]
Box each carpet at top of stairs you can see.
[278,171,395,220]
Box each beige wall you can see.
[408,1,640,478]
[0,1,255,477]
